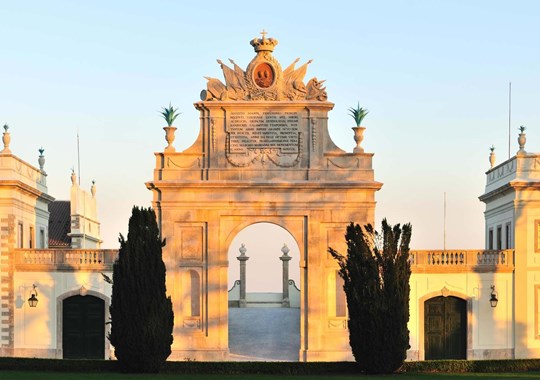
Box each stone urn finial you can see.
[489,145,496,168]
[280,244,292,262]
[349,103,369,153]
[2,123,11,154]
[163,126,177,152]
[38,147,46,172]
[518,125,527,154]
[237,243,249,260]
[160,103,181,153]
[71,169,77,185]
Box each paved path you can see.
[228,307,300,361]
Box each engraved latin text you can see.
[227,111,300,154]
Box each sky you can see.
[1,1,539,290]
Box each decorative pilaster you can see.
[279,244,292,307]
[236,244,249,308]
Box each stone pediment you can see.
[200,31,327,102]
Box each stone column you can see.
[280,244,292,307]
[236,243,249,308]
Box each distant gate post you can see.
[280,244,292,307]
[237,244,249,308]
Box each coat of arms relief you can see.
[200,31,327,102]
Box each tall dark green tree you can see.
[329,219,412,374]
[109,206,173,373]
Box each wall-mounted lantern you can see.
[28,284,38,308]
[490,285,498,308]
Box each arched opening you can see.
[424,296,467,360]
[227,222,300,361]
[62,295,105,359]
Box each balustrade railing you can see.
[14,249,118,271]
[409,249,514,273]
[14,248,513,273]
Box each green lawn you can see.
[2,372,540,380]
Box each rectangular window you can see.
[489,228,494,250]
[29,226,34,248]
[497,225,502,250]
[505,223,512,249]
[17,223,23,248]
[39,228,46,248]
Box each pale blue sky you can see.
[2,1,539,256]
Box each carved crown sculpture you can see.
[250,30,278,52]
[200,31,327,102]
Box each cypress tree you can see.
[109,206,174,373]
[329,219,412,374]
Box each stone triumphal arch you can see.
[146,33,382,361]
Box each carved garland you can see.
[211,118,216,152]
[311,117,317,151]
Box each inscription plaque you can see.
[227,111,300,154]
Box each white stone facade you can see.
[0,127,112,358]
[479,149,540,358]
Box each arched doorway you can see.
[62,295,105,359]
[424,296,466,360]
[227,222,300,361]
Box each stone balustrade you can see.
[14,249,118,272]
[409,249,514,273]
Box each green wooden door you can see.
[63,295,105,359]
[424,296,466,360]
